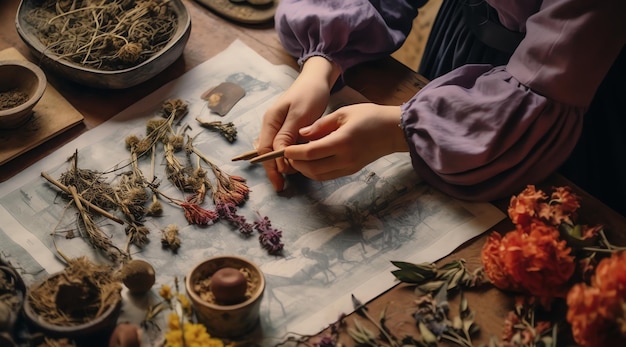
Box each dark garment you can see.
[419,0,626,216]
[559,46,626,217]
[419,0,513,80]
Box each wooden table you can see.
[1,1,625,346]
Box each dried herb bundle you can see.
[24,0,178,70]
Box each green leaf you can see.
[392,269,430,284]
[418,322,438,344]
[415,280,445,295]
[391,260,437,274]
[447,268,465,290]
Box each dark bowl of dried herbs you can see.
[15,0,191,89]
[0,59,46,129]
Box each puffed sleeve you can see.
[275,0,423,71]
[401,0,626,201]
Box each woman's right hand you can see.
[257,56,342,191]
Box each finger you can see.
[290,157,359,181]
[262,159,285,192]
[298,112,342,141]
[258,103,289,153]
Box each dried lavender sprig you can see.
[253,214,284,255]
[216,201,253,235]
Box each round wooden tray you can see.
[195,0,278,24]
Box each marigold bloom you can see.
[482,221,575,303]
[567,251,626,347]
[481,232,520,291]
[501,220,575,300]
[507,185,547,226]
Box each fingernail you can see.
[299,125,311,134]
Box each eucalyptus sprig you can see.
[391,259,486,296]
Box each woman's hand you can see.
[258,56,341,191]
[284,103,408,181]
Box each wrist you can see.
[301,56,342,91]
[381,105,409,153]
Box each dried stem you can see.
[41,171,124,224]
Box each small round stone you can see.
[121,260,156,294]
[211,267,247,305]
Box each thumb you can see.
[298,114,341,141]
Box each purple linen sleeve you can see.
[275,0,421,71]
[401,0,626,201]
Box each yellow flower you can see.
[164,311,230,347]
[177,293,192,316]
[160,284,173,301]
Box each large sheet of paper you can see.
[0,40,504,345]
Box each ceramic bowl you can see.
[0,59,46,129]
[23,272,122,341]
[15,0,191,89]
[0,262,27,344]
[185,255,265,338]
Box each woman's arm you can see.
[402,0,626,201]
[275,0,423,71]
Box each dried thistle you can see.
[162,98,188,121]
[161,224,181,251]
[125,222,150,251]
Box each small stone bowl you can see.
[185,255,265,338]
[0,60,46,129]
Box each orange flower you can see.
[501,220,575,300]
[508,185,582,227]
[481,232,521,291]
[481,220,575,303]
[567,251,626,347]
[546,186,580,225]
[507,185,547,226]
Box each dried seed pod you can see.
[120,260,156,294]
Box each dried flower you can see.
[488,296,556,347]
[481,186,585,305]
[162,98,188,121]
[254,215,284,255]
[159,284,173,301]
[196,118,238,143]
[481,221,575,304]
[161,224,181,251]
[179,201,219,226]
[566,251,626,347]
[164,312,228,347]
[216,201,254,235]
